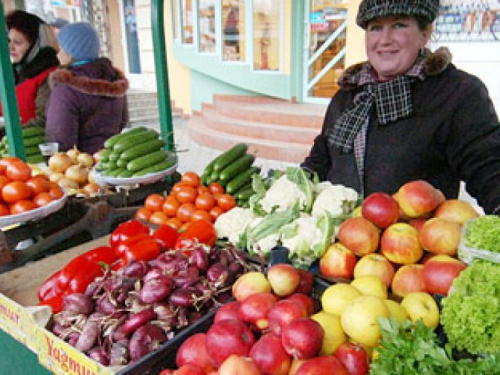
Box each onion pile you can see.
[50,244,259,366]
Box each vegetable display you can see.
[0,126,45,164]
[96,127,176,178]
[463,215,500,253]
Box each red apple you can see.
[391,264,426,297]
[174,365,206,375]
[422,254,467,296]
[206,319,256,368]
[434,199,480,225]
[218,355,261,375]
[267,264,301,297]
[214,301,242,323]
[250,332,292,375]
[409,218,427,232]
[362,192,400,229]
[232,271,271,302]
[296,269,314,294]
[268,299,309,336]
[333,342,370,375]
[381,223,423,264]
[239,292,278,331]
[338,217,380,256]
[418,218,462,256]
[353,253,395,287]
[320,242,357,279]
[285,293,316,316]
[281,317,324,360]
[397,180,445,218]
[296,355,349,375]
[176,333,215,372]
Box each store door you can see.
[303,1,348,103]
[120,0,142,87]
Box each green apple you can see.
[401,292,440,329]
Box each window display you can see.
[199,0,216,53]
[253,1,281,71]
[223,0,245,61]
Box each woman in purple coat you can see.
[46,22,129,154]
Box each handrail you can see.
[0,4,26,160]
[151,0,175,151]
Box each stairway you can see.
[188,95,327,163]
[127,90,181,128]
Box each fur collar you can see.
[49,62,129,97]
[338,47,452,90]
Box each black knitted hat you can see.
[356,0,440,29]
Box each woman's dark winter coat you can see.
[46,58,129,154]
[301,48,500,214]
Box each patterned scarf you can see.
[328,56,427,153]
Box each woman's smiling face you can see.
[365,15,431,81]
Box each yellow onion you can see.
[77,152,94,168]
[66,146,80,163]
[82,183,101,196]
[88,169,97,185]
[49,172,64,182]
[58,177,79,190]
[92,150,104,164]
[65,165,89,185]
[48,153,73,173]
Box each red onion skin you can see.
[128,324,166,362]
[62,293,94,315]
[75,320,99,352]
[140,275,173,304]
[121,308,157,336]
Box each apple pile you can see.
[320,180,474,297]
[161,264,371,375]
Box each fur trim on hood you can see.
[338,47,452,90]
[49,59,128,97]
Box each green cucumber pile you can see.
[201,143,260,208]
[96,127,176,178]
[0,126,45,163]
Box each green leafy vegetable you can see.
[464,215,500,253]
[370,317,500,375]
[441,260,500,355]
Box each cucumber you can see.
[107,168,126,177]
[116,158,128,168]
[24,136,44,147]
[112,130,158,153]
[104,127,149,149]
[212,143,248,172]
[126,150,170,172]
[120,138,166,161]
[219,154,255,182]
[235,185,255,200]
[22,126,44,138]
[203,156,218,176]
[117,169,134,178]
[206,170,219,185]
[225,166,261,194]
[26,154,45,164]
[96,162,109,171]
[109,152,121,162]
[132,158,176,177]
[200,171,210,186]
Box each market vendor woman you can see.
[301,0,500,215]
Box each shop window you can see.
[181,0,193,44]
[199,0,216,53]
[171,0,179,40]
[253,1,281,71]
[222,0,245,62]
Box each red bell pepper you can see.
[122,237,161,265]
[114,233,151,258]
[38,270,62,302]
[174,220,217,251]
[68,262,107,294]
[110,220,150,247]
[38,294,64,314]
[153,224,179,250]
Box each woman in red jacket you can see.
[0,10,59,128]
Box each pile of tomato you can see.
[135,171,236,231]
[0,157,65,217]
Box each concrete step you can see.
[128,98,159,109]
[188,116,312,164]
[129,106,161,118]
[199,109,319,145]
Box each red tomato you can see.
[179,222,191,232]
[49,186,64,200]
[208,182,224,195]
[175,186,197,203]
[176,202,196,222]
[162,195,179,216]
[149,211,168,225]
[33,192,53,207]
[2,181,32,203]
[217,194,236,212]
[153,224,180,250]
[209,206,224,221]
[5,161,32,182]
[197,185,209,195]
[171,182,188,195]
[0,203,9,216]
[181,171,201,187]
[0,157,22,174]
[165,217,183,230]
[195,193,216,211]
[135,207,152,221]
[26,175,50,196]
[0,175,12,191]
[10,200,37,214]
[145,194,165,212]
[175,220,217,249]
[191,209,212,222]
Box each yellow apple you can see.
[341,295,390,347]
[232,271,271,302]
[381,223,423,264]
[434,199,480,225]
[311,310,347,355]
[353,253,395,287]
[321,283,361,316]
[351,275,388,299]
[401,292,440,329]
[384,299,410,325]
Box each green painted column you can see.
[151,0,175,151]
[0,4,26,160]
